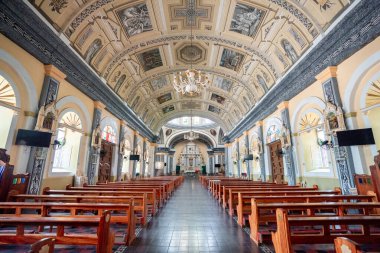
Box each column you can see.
[224,144,229,176]
[278,101,297,185]
[86,101,105,185]
[116,121,127,181]
[257,121,266,182]
[27,65,66,194]
[236,140,241,177]
[244,131,251,179]
[131,131,138,178]
[317,66,355,194]
[141,139,147,176]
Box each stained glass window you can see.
[102,125,117,143]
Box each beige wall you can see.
[245,36,380,190]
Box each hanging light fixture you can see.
[184,106,199,141]
[172,5,210,96]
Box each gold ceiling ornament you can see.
[173,3,210,97]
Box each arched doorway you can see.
[266,123,284,183]
[99,125,117,182]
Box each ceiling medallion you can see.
[173,3,210,97]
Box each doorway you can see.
[98,140,113,183]
[268,140,284,184]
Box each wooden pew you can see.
[43,187,155,218]
[271,208,380,253]
[10,194,148,226]
[216,182,292,202]
[79,184,163,208]
[95,181,169,202]
[335,237,371,253]
[28,238,55,253]
[224,185,324,210]
[0,211,114,253]
[62,186,158,213]
[249,200,380,244]
[235,189,340,222]
[0,201,136,245]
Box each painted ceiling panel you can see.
[29,0,352,133]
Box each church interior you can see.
[1,0,380,252]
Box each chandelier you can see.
[172,5,210,96]
[184,112,199,141]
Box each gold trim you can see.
[315,66,338,83]
[24,111,36,117]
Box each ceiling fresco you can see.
[29,0,352,133]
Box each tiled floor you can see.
[126,176,260,253]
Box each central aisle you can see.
[127,177,260,253]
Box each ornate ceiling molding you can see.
[102,34,280,79]
[225,0,380,141]
[0,0,157,142]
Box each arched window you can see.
[0,75,18,149]
[102,125,116,143]
[52,111,83,173]
[121,139,131,174]
[298,112,330,172]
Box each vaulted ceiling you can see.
[30,0,352,133]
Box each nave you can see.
[127,177,258,253]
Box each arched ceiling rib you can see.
[30,0,353,134]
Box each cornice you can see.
[226,1,380,141]
[0,0,156,142]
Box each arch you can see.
[291,96,325,131]
[100,116,119,143]
[55,96,91,133]
[0,49,38,112]
[57,110,83,131]
[343,50,380,112]
[264,117,282,144]
[52,110,85,174]
[154,110,228,133]
[166,130,217,149]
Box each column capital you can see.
[94,101,106,110]
[316,66,338,84]
[120,120,128,127]
[257,121,264,127]
[133,131,140,136]
[44,65,66,82]
[277,101,289,111]
[243,130,249,136]
[224,143,231,147]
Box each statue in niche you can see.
[281,39,298,63]
[257,74,267,91]
[324,102,346,134]
[251,136,263,155]
[85,38,102,63]
[114,74,126,93]
[91,123,102,150]
[35,102,58,132]
[280,123,291,149]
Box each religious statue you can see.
[91,123,101,150]
[323,102,346,134]
[281,39,298,63]
[280,123,291,149]
[35,102,58,132]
